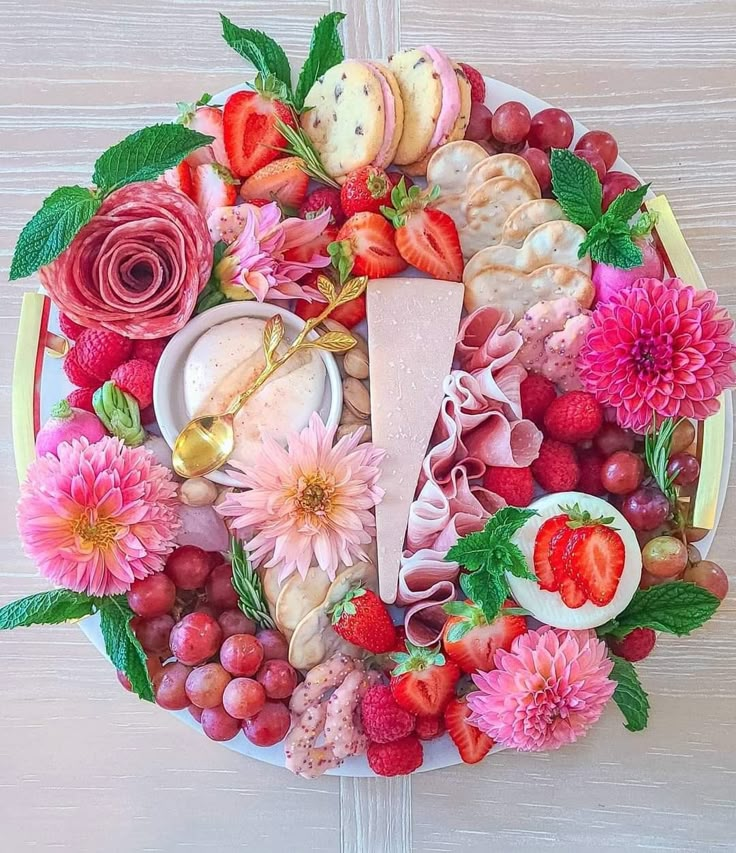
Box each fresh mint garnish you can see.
[98,596,154,702]
[0,588,96,629]
[219,13,292,89]
[293,12,347,111]
[609,653,650,732]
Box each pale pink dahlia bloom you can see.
[467,627,615,752]
[209,202,331,302]
[18,437,180,597]
[579,277,736,433]
[216,413,385,582]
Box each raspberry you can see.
[607,627,656,662]
[59,313,86,341]
[415,715,445,741]
[483,466,534,507]
[140,404,156,425]
[111,358,156,408]
[63,347,97,388]
[531,438,580,493]
[360,685,416,743]
[520,374,557,426]
[544,391,604,443]
[367,734,423,777]
[66,387,96,413]
[133,338,169,366]
[75,329,133,382]
[459,63,486,103]
[577,448,606,496]
[299,187,345,226]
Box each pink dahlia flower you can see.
[209,202,331,302]
[18,437,180,596]
[216,413,386,582]
[579,276,736,432]
[467,627,615,752]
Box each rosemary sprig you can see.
[275,117,340,189]
[644,417,679,507]
[229,537,275,629]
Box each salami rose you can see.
[39,183,211,339]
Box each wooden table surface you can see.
[2,1,735,850]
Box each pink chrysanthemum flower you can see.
[216,413,385,582]
[209,202,331,302]
[17,437,180,597]
[467,627,615,752]
[579,277,736,433]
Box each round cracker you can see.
[460,177,537,259]
[301,60,385,179]
[466,153,541,198]
[502,199,566,247]
[389,48,442,166]
[427,140,489,196]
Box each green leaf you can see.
[605,183,650,223]
[293,12,346,111]
[609,654,650,732]
[442,600,476,617]
[604,582,721,639]
[550,147,603,230]
[92,123,213,194]
[460,570,508,624]
[98,597,153,702]
[580,219,644,269]
[445,507,536,573]
[219,13,292,88]
[630,210,658,239]
[0,589,96,629]
[446,620,474,642]
[9,186,102,281]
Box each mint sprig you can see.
[445,507,537,623]
[0,588,96,629]
[99,596,154,702]
[293,12,347,111]
[550,147,651,270]
[220,14,292,89]
[609,654,650,732]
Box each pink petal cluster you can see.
[467,627,615,752]
[209,202,331,302]
[216,413,386,582]
[579,276,736,432]
[18,437,180,596]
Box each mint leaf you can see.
[630,210,658,239]
[93,123,213,194]
[220,14,292,89]
[582,224,644,269]
[460,570,508,624]
[603,582,721,639]
[99,597,154,702]
[550,147,602,229]
[445,507,536,573]
[605,183,649,223]
[9,186,102,280]
[504,542,537,581]
[609,654,649,732]
[293,12,346,111]
[0,588,96,629]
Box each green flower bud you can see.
[93,381,146,447]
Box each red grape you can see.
[685,526,709,543]
[169,612,223,666]
[601,171,641,212]
[491,101,531,145]
[575,130,619,170]
[116,670,132,692]
[194,603,218,619]
[154,661,192,710]
[621,486,671,531]
[135,613,174,655]
[205,563,239,610]
[527,108,574,151]
[667,452,700,486]
[256,629,290,661]
[520,148,551,192]
[201,705,241,741]
[218,609,256,639]
[594,423,635,456]
[256,660,297,700]
[165,545,213,590]
[188,704,203,722]
[600,451,645,495]
[241,701,291,747]
[687,543,702,564]
[220,633,264,677]
[206,551,224,569]
[683,560,729,600]
[671,421,696,455]
[127,573,176,618]
[575,149,606,182]
[639,568,670,590]
[223,677,266,719]
[185,662,231,709]
[465,102,493,142]
[642,536,688,578]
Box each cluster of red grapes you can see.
[466,101,639,205]
[118,545,295,747]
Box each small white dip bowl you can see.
[153,301,343,487]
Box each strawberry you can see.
[441,600,527,674]
[191,163,239,221]
[564,525,625,606]
[240,156,309,208]
[533,514,571,592]
[559,576,587,608]
[390,641,460,717]
[330,586,396,654]
[223,86,295,179]
[382,180,463,282]
[178,98,230,168]
[159,161,194,199]
[458,63,486,104]
[444,697,494,765]
[340,166,393,217]
[299,187,345,226]
[282,225,338,267]
[544,391,604,443]
[335,213,407,279]
[295,288,366,329]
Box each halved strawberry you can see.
[283,224,338,266]
[533,515,570,592]
[159,161,194,200]
[240,156,309,208]
[335,213,407,279]
[191,163,239,221]
[444,697,494,765]
[223,88,296,179]
[390,642,460,717]
[441,600,527,674]
[179,97,230,168]
[564,525,625,606]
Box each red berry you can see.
[520,374,557,426]
[66,387,96,413]
[63,347,98,388]
[360,685,416,744]
[75,329,133,382]
[531,439,580,493]
[367,735,423,777]
[110,358,156,409]
[299,187,345,226]
[607,627,656,662]
[59,313,86,341]
[576,448,606,496]
[340,166,393,217]
[482,466,534,507]
[575,149,606,182]
[544,391,603,443]
[132,338,169,366]
[387,171,413,190]
[458,63,486,104]
[414,715,445,741]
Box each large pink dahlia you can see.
[467,627,615,752]
[217,413,385,582]
[18,437,180,596]
[578,277,736,432]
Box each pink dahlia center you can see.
[529,684,571,727]
[629,331,674,380]
[293,473,335,520]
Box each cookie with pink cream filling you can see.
[362,61,405,169]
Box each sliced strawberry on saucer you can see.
[159,161,194,199]
[559,576,587,608]
[191,163,239,221]
[179,96,230,168]
[240,156,309,209]
[444,697,494,765]
[533,514,570,592]
[564,525,625,606]
[441,600,527,674]
[390,641,460,717]
[335,212,407,279]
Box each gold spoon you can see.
[172,275,366,478]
